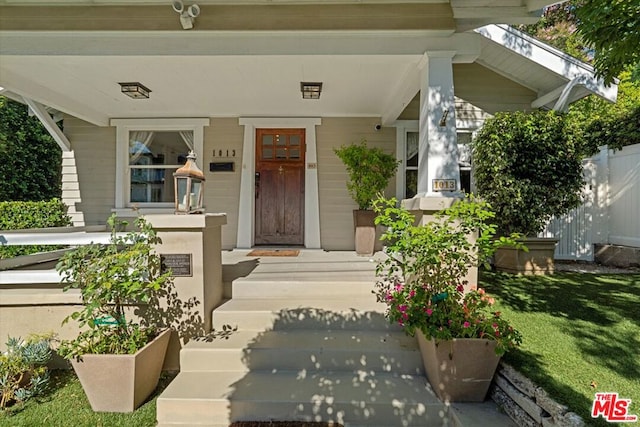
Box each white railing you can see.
[0,225,114,285]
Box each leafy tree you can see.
[0,97,62,201]
[574,0,640,86]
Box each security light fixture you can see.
[300,82,322,99]
[172,0,200,30]
[119,82,151,99]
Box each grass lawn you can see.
[481,270,640,427]
[0,370,176,427]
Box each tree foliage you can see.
[0,97,62,201]
[574,0,640,86]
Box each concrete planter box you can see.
[417,332,501,402]
[353,209,377,256]
[494,237,558,275]
[70,328,171,412]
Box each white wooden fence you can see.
[542,143,640,261]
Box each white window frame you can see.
[395,121,481,199]
[111,118,209,211]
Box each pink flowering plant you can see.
[373,196,523,355]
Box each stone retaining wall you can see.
[491,362,585,427]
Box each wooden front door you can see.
[255,129,305,245]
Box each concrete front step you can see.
[212,298,393,332]
[157,370,448,427]
[181,329,424,375]
[231,277,378,299]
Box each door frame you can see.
[237,117,321,249]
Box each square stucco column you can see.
[417,51,461,197]
[146,213,226,369]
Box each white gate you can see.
[540,159,596,261]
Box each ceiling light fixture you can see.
[300,82,323,99]
[118,82,151,99]
[172,0,200,30]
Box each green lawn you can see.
[0,370,176,427]
[482,270,640,427]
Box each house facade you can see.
[0,1,616,250]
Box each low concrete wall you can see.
[491,362,585,427]
[594,244,640,268]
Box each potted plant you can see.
[334,140,399,255]
[472,110,584,274]
[55,214,173,413]
[373,196,522,402]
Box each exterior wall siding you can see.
[203,118,243,250]
[63,116,116,226]
[316,117,397,250]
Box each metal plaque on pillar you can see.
[160,253,193,277]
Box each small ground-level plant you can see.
[0,333,53,410]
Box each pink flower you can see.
[398,305,407,313]
[492,323,498,329]
[395,283,403,292]
[463,321,470,328]
[402,312,409,320]
[456,285,465,292]
[385,292,393,301]
[487,297,495,305]
[425,308,433,316]
[448,319,453,325]
[495,330,501,337]
[478,288,485,295]
[409,290,416,298]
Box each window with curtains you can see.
[128,131,193,203]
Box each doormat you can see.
[247,249,300,257]
[230,423,343,427]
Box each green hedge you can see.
[0,199,72,259]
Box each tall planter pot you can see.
[70,328,171,412]
[353,209,378,256]
[416,331,500,402]
[494,237,559,275]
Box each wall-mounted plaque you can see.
[161,253,193,277]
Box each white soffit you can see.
[474,24,617,109]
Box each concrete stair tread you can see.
[213,298,386,313]
[185,329,418,351]
[160,369,440,404]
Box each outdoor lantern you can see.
[173,151,205,214]
[118,82,151,99]
[300,82,323,99]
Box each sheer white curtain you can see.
[179,131,194,151]
[129,131,155,163]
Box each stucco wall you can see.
[316,117,397,251]
[63,116,116,226]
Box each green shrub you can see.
[334,140,399,210]
[472,110,584,236]
[0,199,71,259]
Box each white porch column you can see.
[417,51,460,196]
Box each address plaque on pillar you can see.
[432,179,456,192]
[160,253,193,277]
